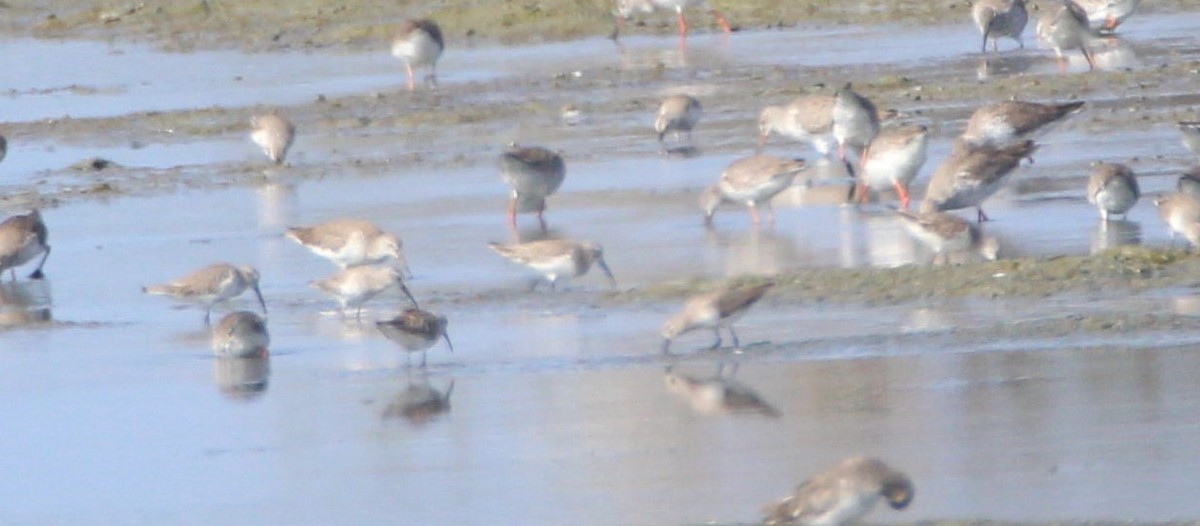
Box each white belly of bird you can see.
[528,254,579,282]
[392,36,441,67]
[1095,186,1137,214]
[862,148,925,191]
[805,491,879,526]
[217,331,269,358]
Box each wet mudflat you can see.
[4,6,1200,526]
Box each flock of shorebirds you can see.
[2,0,1200,521]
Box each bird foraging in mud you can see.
[972,0,1028,53]
[655,94,702,151]
[660,281,772,352]
[143,263,267,325]
[1086,161,1139,221]
[763,456,914,526]
[701,155,807,225]
[920,139,1037,222]
[392,18,444,90]
[310,264,419,319]
[499,144,566,229]
[489,239,617,291]
[250,113,295,165]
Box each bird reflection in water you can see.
[383,375,454,425]
[663,362,781,418]
[0,280,52,327]
[213,356,270,402]
[1091,219,1141,254]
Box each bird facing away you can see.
[1037,0,1096,71]
[143,263,267,324]
[960,99,1085,149]
[1073,0,1140,31]
[489,239,617,291]
[832,84,881,165]
[856,124,930,210]
[655,94,703,148]
[763,456,914,526]
[310,264,419,319]
[701,155,807,225]
[758,96,837,156]
[612,0,732,39]
[921,139,1037,222]
[391,19,444,90]
[500,145,566,229]
[1086,162,1139,221]
[660,281,773,352]
[376,308,453,367]
[286,218,409,273]
[211,311,270,359]
[0,209,50,281]
[897,210,999,265]
[972,0,1028,53]
[1154,191,1200,248]
[250,114,295,165]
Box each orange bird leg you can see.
[406,63,416,91]
[893,180,911,210]
[676,10,689,36]
[507,198,518,227]
[711,10,732,32]
[748,204,761,224]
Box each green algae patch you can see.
[619,246,1200,306]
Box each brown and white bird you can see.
[701,155,807,225]
[921,139,1037,222]
[1074,0,1140,31]
[960,100,1085,149]
[758,96,837,157]
[1154,191,1200,248]
[1086,161,1139,221]
[763,456,914,526]
[655,94,703,149]
[250,114,295,165]
[489,239,616,290]
[832,84,880,165]
[660,281,772,352]
[376,308,453,367]
[0,209,50,281]
[972,0,1028,53]
[144,263,267,324]
[612,0,732,39]
[1037,0,1096,71]
[856,125,929,210]
[391,19,444,90]
[211,311,270,359]
[310,264,418,319]
[1178,122,1200,158]
[897,210,999,264]
[286,218,409,273]
[500,145,566,229]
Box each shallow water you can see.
[4,12,1200,526]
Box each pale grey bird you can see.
[972,0,1028,53]
[250,114,295,165]
[660,281,773,352]
[144,263,267,324]
[211,311,270,359]
[391,19,444,90]
[1086,161,1139,221]
[763,456,914,526]
[376,308,453,368]
[0,209,50,281]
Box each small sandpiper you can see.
[1154,191,1200,248]
[144,263,267,324]
[758,95,836,157]
[1037,0,1096,70]
[921,139,1037,222]
[500,145,566,229]
[612,0,732,39]
[960,99,1085,149]
[310,264,418,319]
[286,218,409,273]
[250,114,295,165]
[763,456,914,526]
[897,210,999,265]
[1086,161,1139,221]
[856,125,929,210]
[490,239,616,291]
[972,0,1028,53]
[655,94,702,150]
[660,281,772,353]
[376,308,453,367]
[211,311,270,359]
[701,155,807,225]
[0,209,50,281]
[391,19,444,90]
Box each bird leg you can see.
[29,247,49,279]
[855,181,870,204]
[976,206,990,223]
[405,63,416,91]
[420,350,428,368]
[204,306,213,326]
[729,325,741,348]
[675,8,689,36]
[749,204,761,224]
[507,197,519,228]
[893,180,911,210]
[710,9,732,33]
[764,201,777,225]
